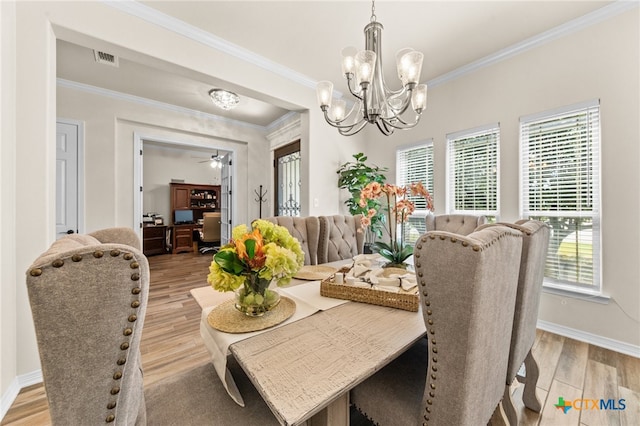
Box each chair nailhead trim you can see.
[123,253,133,260]
[106,414,115,423]
[131,272,140,281]
[130,261,139,269]
[117,358,126,365]
[131,300,140,308]
[72,254,83,262]
[120,342,129,350]
[94,250,104,258]
[132,287,141,295]
[106,402,116,409]
[52,259,64,268]
[110,386,120,395]
[123,328,133,336]
[128,314,137,322]
[29,268,42,277]
[110,249,121,257]
[113,371,122,380]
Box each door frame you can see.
[56,118,86,235]
[132,132,237,242]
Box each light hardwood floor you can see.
[2,252,639,425]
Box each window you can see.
[447,124,499,221]
[520,100,601,293]
[396,142,434,245]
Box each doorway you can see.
[274,140,301,216]
[133,133,235,245]
[56,119,84,238]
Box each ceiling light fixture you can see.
[209,89,240,110]
[316,0,427,136]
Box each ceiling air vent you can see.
[93,50,119,67]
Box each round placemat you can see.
[207,296,296,334]
[294,265,337,280]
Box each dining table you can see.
[192,259,427,426]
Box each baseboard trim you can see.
[537,320,640,358]
[0,369,42,422]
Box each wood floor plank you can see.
[532,331,565,391]
[539,380,582,426]
[616,352,640,393]
[510,383,548,426]
[619,386,640,426]
[581,360,620,426]
[555,337,589,389]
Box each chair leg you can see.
[489,402,509,426]
[522,349,542,412]
[501,384,518,426]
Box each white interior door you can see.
[220,154,233,244]
[56,121,81,238]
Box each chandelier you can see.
[316,0,427,136]
[209,89,240,110]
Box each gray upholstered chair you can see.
[425,212,487,235]
[489,220,550,424]
[26,227,149,425]
[318,214,364,263]
[351,225,523,426]
[263,216,321,265]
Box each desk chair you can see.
[199,212,221,254]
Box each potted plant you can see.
[337,153,388,250]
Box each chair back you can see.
[318,215,364,263]
[263,216,321,265]
[498,220,550,382]
[425,213,487,235]
[413,225,522,425]
[202,213,222,243]
[26,228,149,426]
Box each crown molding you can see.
[57,78,266,131]
[426,0,638,88]
[102,0,317,90]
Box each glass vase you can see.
[234,272,280,317]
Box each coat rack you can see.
[254,185,268,218]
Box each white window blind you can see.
[397,142,433,245]
[447,124,499,220]
[520,100,601,291]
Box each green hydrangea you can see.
[207,259,245,292]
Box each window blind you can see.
[396,142,433,245]
[520,100,600,291]
[447,125,499,219]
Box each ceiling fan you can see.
[198,150,222,163]
[198,150,224,169]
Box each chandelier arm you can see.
[339,120,369,136]
[380,114,422,130]
[375,119,395,136]
[322,108,367,131]
[345,76,364,101]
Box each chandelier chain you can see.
[370,0,377,23]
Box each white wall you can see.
[0,0,18,410]
[365,9,640,349]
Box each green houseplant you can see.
[337,153,388,244]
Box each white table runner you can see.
[196,281,348,405]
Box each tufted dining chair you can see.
[351,225,523,426]
[26,227,149,425]
[485,220,550,424]
[425,212,487,235]
[318,214,364,263]
[263,216,321,265]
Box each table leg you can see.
[308,392,349,426]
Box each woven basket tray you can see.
[320,267,419,312]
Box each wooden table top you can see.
[230,299,426,426]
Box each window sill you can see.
[542,283,610,304]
